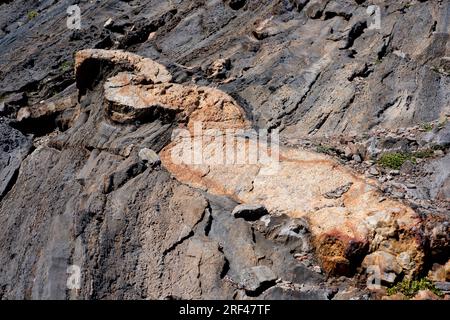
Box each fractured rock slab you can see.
[240,266,277,293]
[362,251,403,284]
[162,137,423,275]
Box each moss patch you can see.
[387,278,443,298]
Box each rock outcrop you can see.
[0,0,448,300]
[88,49,425,278]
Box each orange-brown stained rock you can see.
[91,50,425,276]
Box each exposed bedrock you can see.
[73,49,431,281]
[0,0,449,300]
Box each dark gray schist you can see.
[255,214,312,254]
[324,182,354,199]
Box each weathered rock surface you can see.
[362,251,402,284]
[428,261,450,282]
[0,0,449,300]
[231,204,269,221]
[414,153,450,201]
[154,79,425,277]
[0,48,322,300]
[138,148,160,166]
[412,290,441,300]
[0,122,32,201]
[72,48,428,280]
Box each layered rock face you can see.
[77,49,423,280]
[0,0,449,300]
